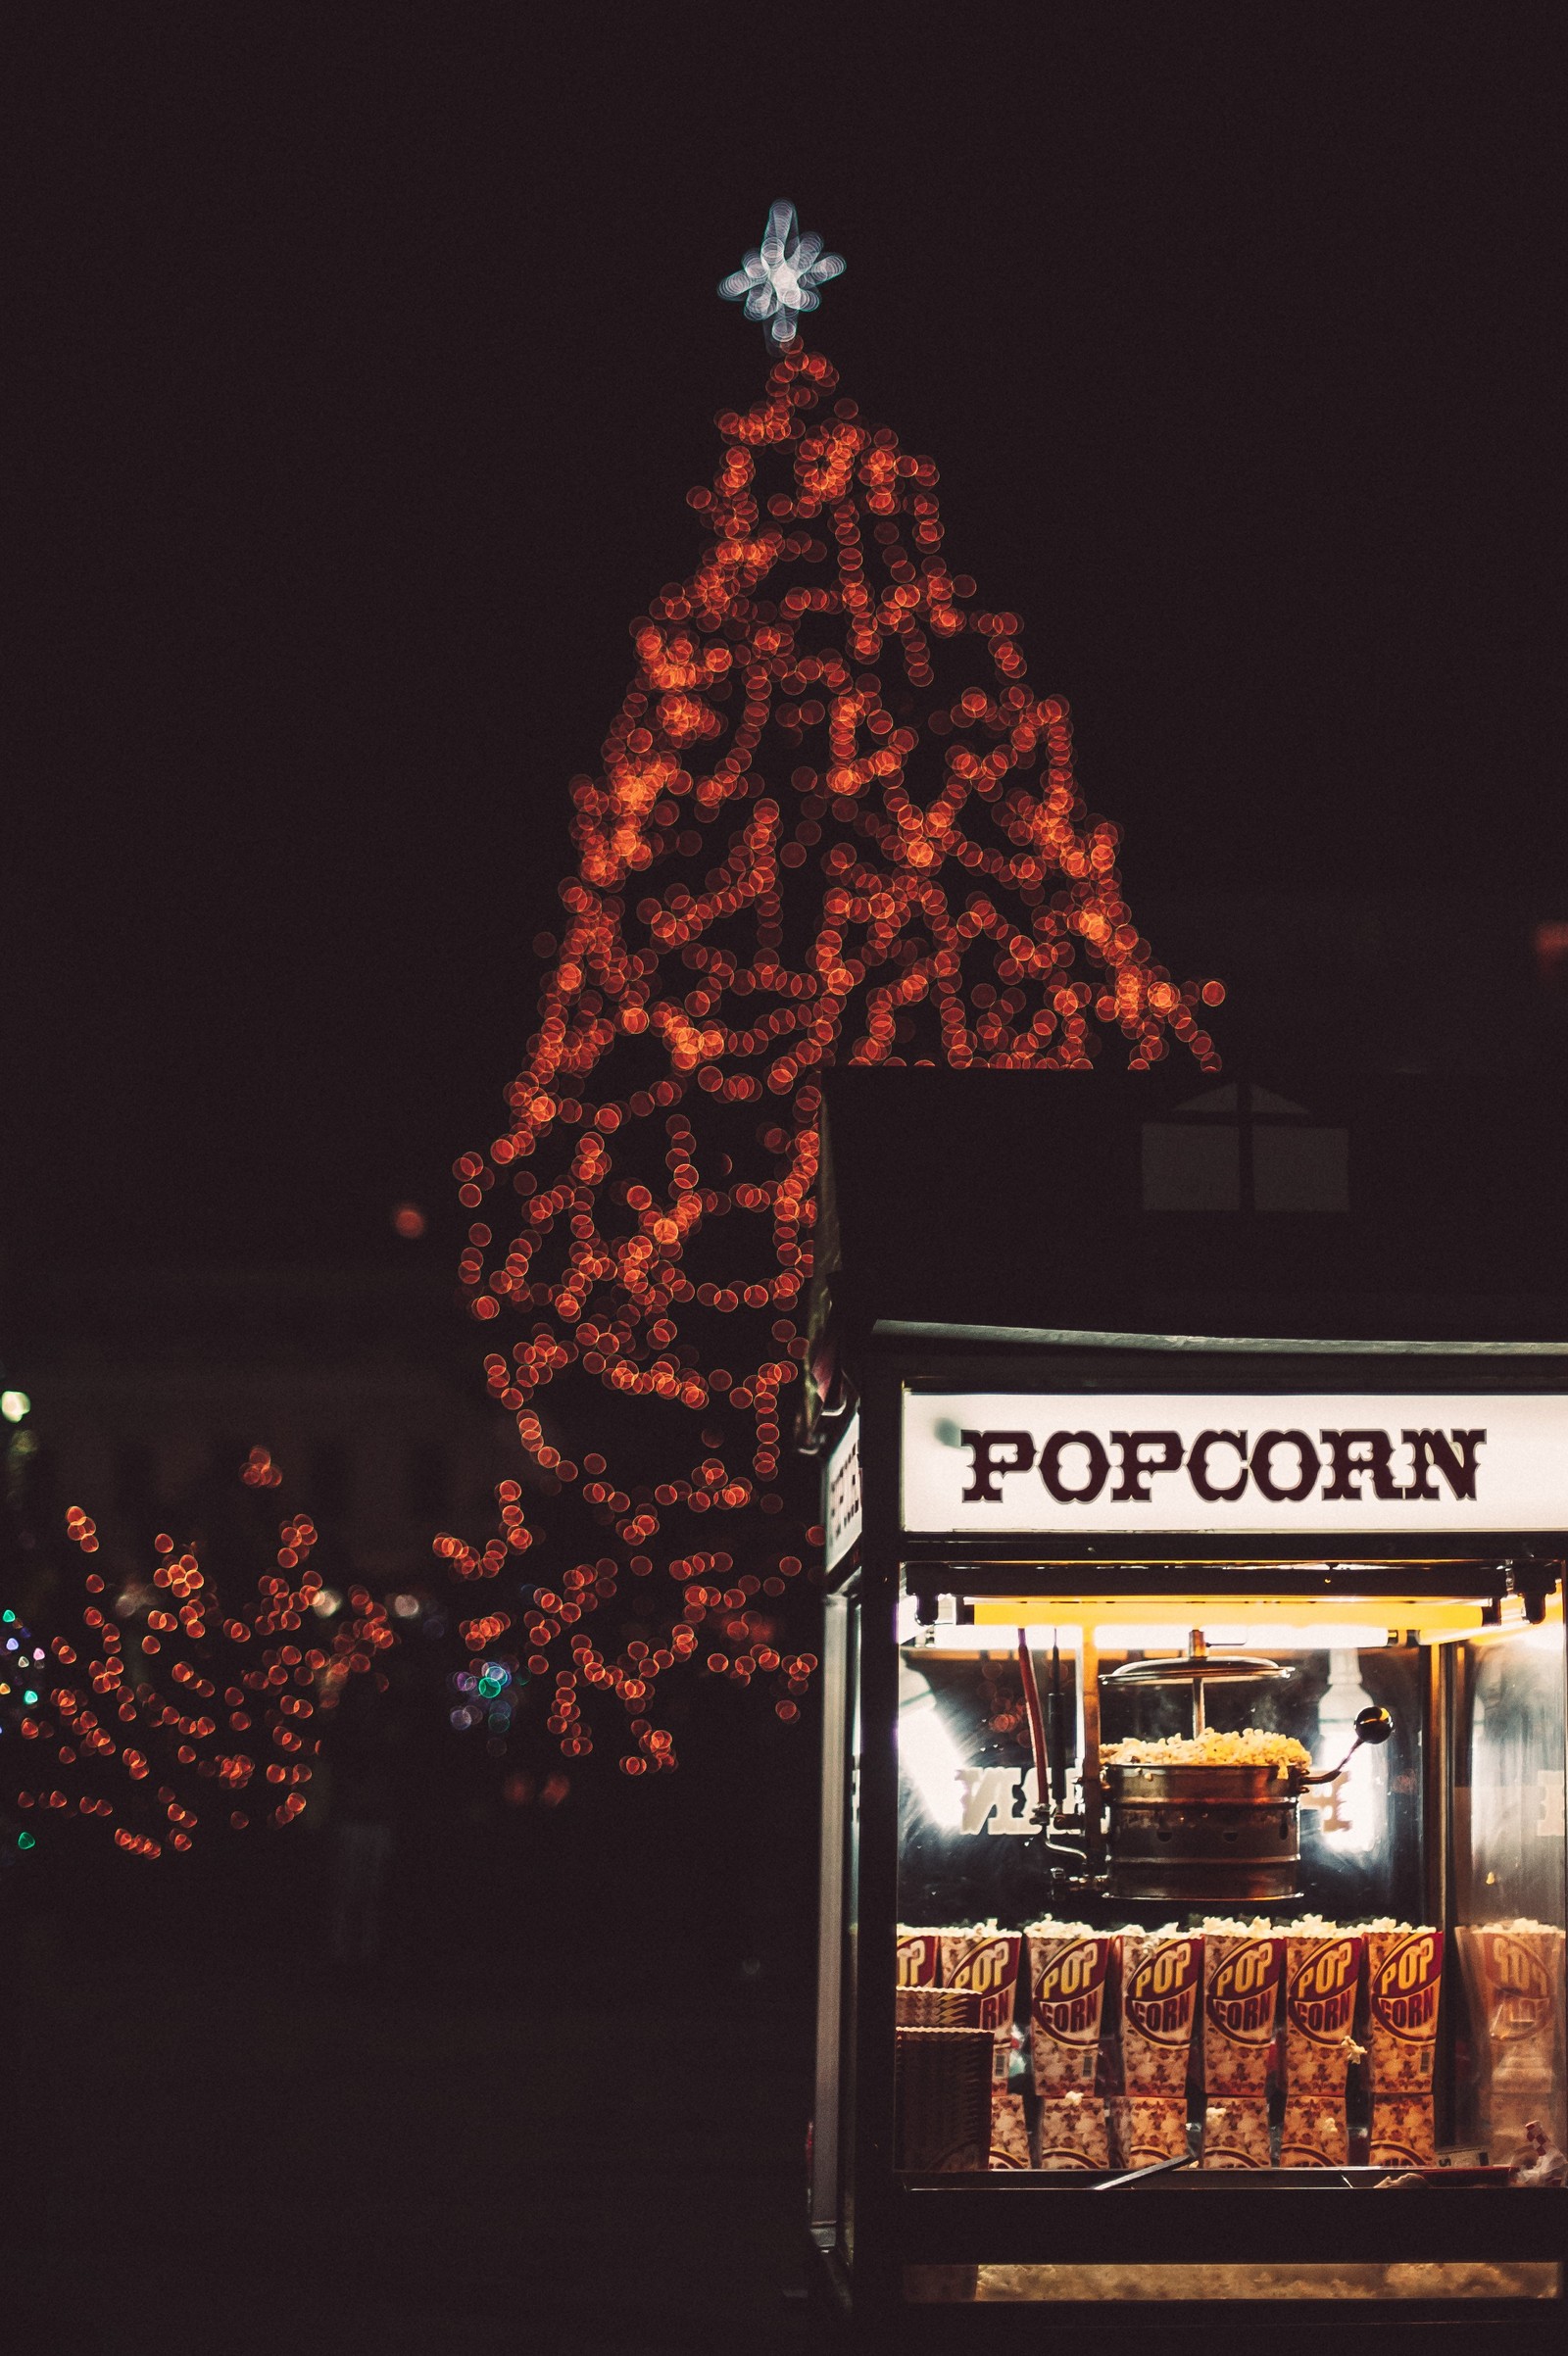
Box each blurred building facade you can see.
[4,1263,515,1595]
[1137,888,1568,1073]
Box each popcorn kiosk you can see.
[805,1068,1567,2342]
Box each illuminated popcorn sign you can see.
[901,1394,1568,1535]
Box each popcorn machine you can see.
[805,1069,1568,2340]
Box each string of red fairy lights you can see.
[447,341,1221,1776]
[1,1450,393,1857]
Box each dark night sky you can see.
[7,8,1563,1272]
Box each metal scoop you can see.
[1303,1702,1393,1787]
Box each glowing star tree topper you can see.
[718,200,845,345]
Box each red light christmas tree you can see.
[448,331,1222,1779]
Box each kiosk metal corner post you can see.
[804,1067,1568,2343]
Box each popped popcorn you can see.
[1101,1728,1311,1771]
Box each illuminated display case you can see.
[805,1071,1568,2343]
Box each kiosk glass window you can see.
[894,1575,1566,2305]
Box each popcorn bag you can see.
[1281,1923,1363,2169]
[898,1926,1026,2168]
[942,1928,1026,2170]
[896,1926,944,1992]
[1455,1921,1565,2149]
[990,2090,1032,2172]
[1284,1924,1364,2095]
[1035,2089,1110,2171]
[1281,2098,1348,2169]
[1028,1925,1118,2094]
[1120,1929,1202,2097]
[1202,1923,1284,2097]
[1110,2094,1189,2171]
[1361,1923,1443,2172]
[1366,1925,1444,2096]
[1370,2093,1437,2169]
[941,1930,1023,2079]
[897,1931,984,2034]
[1201,2096,1272,2170]
[941,1932,1026,2167]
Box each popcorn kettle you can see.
[1022,1629,1394,1906]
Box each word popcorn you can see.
[959,1425,1485,1507]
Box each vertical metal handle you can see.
[1189,1628,1207,1736]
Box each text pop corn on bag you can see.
[1200,1921,1283,2169]
[1364,1924,1444,2170]
[1027,1926,1118,2094]
[1285,1924,1363,2092]
[1112,1929,1200,2169]
[1202,1924,1284,2095]
[1028,1924,1116,2173]
[1120,1930,1203,2096]
[941,1930,1022,2059]
[1282,1923,1364,2170]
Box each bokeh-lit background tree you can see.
[438,332,1220,1781]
